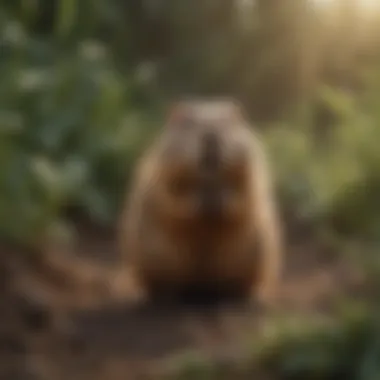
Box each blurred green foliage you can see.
[0,2,159,245]
[266,86,380,240]
[165,305,379,380]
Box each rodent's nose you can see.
[200,131,220,171]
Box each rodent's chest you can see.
[170,222,254,258]
[147,219,258,283]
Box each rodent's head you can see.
[154,98,254,226]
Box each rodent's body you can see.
[119,99,282,303]
[129,202,259,297]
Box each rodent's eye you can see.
[169,177,195,197]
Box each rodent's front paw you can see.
[125,273,148,304]
[252,285,280,312]
[110,267,148,305]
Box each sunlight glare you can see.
[312,0,378,9]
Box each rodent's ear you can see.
[166,102,192,128]
[227,99,246,122]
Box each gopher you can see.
[118,99,283,305]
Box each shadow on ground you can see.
[0,224,367,379]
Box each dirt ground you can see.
[0,223,367,380]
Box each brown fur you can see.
[118,99,283,305]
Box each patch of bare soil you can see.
[0,224,368,380]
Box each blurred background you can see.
[1,0,380,379]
